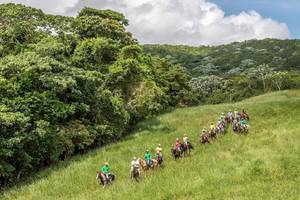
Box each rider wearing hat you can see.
[210,123,215,131]
[130,157,140,174]
[144,150,152,169]
[175,138,181,151]
[183,134,189,146]
[155,144,163,157]
[101,162,110,179]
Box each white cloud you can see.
[0,0,291,45]
[0,0,78,14]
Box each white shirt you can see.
[183,136,188,143]
[156,147,162,152]
[131,160,139,168]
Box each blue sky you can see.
[211,0,300,38]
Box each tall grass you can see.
[1,90,300,200]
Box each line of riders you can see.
[96,109,250,187]
[200,109,250,144]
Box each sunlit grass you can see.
[1,90,300,200]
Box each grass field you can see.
[1,90,300,200]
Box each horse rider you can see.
[130,157,140,175]
[240,118,248,127]
[220,112,225,121]
[200,129,209,141]
[183,134,189,146]
[155,144,163,157]
[101,162,110,180]
[175,138,181,151]
[234,109,239,119]
[144,150,152,169]
[210,123,215,131]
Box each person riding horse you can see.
[183,134,189,146]
[101,162,110,180]
[97,162,115,187]
[241,109,250,120]
[171,138,182,159]
[130,157,140,181]
[155,144,163,165]
[210,123,215,131]
[175,138,182,152]
[182,134,193,156]
[200,129,210,144]
[144,150,152,170]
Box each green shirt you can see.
[145,153,151,160]
[240,119,248,125]
[101,165,110,174]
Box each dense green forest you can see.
[0,4,194,187]
[143,40,300,103]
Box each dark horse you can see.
[233,123,249,134]
[181,142,193,157]
[171,148,181,160]
[209,129,217,139]
[155,154,164,166]
[200,133,210,144]
[96,171,115,188]
[131,167,140,182]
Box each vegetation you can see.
[143,40,300,76]
[1,2,300,192]
[1,90,300,200]
[0,4,193,186]
[143,40,300,103]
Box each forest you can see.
[144,40,300,103]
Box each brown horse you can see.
[138,158,158,176]
[209,129,217,139]
[96,171,115,188]
[155,154,164,166]
[200,133,210,144]
[130,167,140,182]
[171,148,181,160]
[182,142,193,157]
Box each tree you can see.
[267,71,288,91]
[72,37,119,71]
[244,64,274,91]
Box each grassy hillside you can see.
[1,90,300,200]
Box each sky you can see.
[0,0,298,46]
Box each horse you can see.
[130,167,140,182]
[225,115,234,124]
[181,142,193,157]
[139,158,158,175]
[233,123,249,134]
[96,171,115,188]
[209,129,217,139]
[155,154,164,166]
[233,122,239,133]
[239,125,249,134]
[171,147,181,160]
[200,133,210,144]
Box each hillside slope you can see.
[2,90,300,200]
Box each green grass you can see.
[1,90,300,200]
